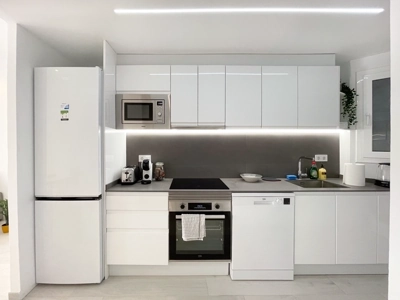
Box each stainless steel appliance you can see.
[169,178,231,260]
[375,163,390,188]
[116,94,170,129]
[141,159,153,184]
[121,166,139,185]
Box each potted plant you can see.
[0,199,9,233]
[340,82,358,129]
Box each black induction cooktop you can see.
[170,178,229,190]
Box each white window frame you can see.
[356,66,390,163]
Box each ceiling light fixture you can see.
[114,7,384,15]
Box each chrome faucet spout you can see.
[298,156,314,179]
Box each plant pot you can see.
[2,224,9,234]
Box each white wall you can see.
[389,1,400,299]
[117,54,336,66]
[7,24,75,299]
[103,41,126,185]
[0,18,7,199]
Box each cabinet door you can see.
[198,65,225,126]
[171,65,198,126]
[294,193,336,264]
[336,193,378,264]
[107,229,168,265]
[116,65,170,92]
[298,66,340,127]
[377,193,390,264]
[226,66,261,127]
[262,66,297,127]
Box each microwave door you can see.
[124,102,154,123]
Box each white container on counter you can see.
[343,163,366,186]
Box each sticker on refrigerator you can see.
[60,103,69,121]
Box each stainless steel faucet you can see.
[298,156,314,179]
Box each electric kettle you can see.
[375,163,390,188]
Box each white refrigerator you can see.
[34,67,103,284]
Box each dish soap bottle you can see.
[318,164,327,180]
[309,159,318,179]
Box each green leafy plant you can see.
[341,82,358,128]
[0,199,9,226]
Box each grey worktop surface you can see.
[106,178,389,193]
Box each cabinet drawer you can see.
[107,230,168,265]
[107,211,168,229]
[106,192,168,211]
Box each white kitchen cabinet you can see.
[294,193,336,264]
[106,192,168,211]
[336,193,378,264]
[107,229,168,265]
[226,66,262,127]
[377,193,390,264]
[171,65,198,127]
[116,65,170,92]
[262,66,298,127]
[106,192,168,266]
[298,66,340,128]
[198,65,225,126]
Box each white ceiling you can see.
[0,0,390,67]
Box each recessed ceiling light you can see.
[114,7,384,15]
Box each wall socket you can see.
[315,154,328,162]
[138,155,152,163]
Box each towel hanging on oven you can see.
[181,214,206,241]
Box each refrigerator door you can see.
[35,67,102,198]
[35,200,103,284]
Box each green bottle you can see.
[309,159,318,179]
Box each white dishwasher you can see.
[230,193,295,280]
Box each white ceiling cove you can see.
[0,0,390,66]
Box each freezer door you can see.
[35,200,103,284]
[35,67,102,197]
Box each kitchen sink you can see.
[286,180,348,188]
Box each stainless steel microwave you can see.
[116,94,170,129]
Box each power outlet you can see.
[138,155,152,163]
[315,154,328,162]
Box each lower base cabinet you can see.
[295,193,336,264]
[336,193,378,264]
[295,192,390,268]
[106,192,169,266]
[107,230,168,265]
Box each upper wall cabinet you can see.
[116,65,171,92]
[298,66,340,128]
[226,66,262,127]
[171,65,198,127]
[198,66,226,127]
[262,66,298,127]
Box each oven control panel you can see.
[170,200,231,212]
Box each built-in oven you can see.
[169,192,231,260]
[116,94,170,129]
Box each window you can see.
[356,66,390,162]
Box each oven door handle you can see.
[176,215,225,220]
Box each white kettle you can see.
[375,163,390,188]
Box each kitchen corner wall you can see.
[126,132,340,178]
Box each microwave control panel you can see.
[155,100,165,123]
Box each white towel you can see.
[181,214,206,241]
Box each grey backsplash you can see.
[126,133,340,178]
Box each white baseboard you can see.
[294,264,388,275]
[230,266,294,281]
[109,262,229,276]
[8,282,36,300]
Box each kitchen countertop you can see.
[106,178,389,193]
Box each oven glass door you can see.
[169,212,231,260]
[123,102,154,122]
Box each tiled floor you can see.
[0,221,10,300]
[25,274,388,300]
